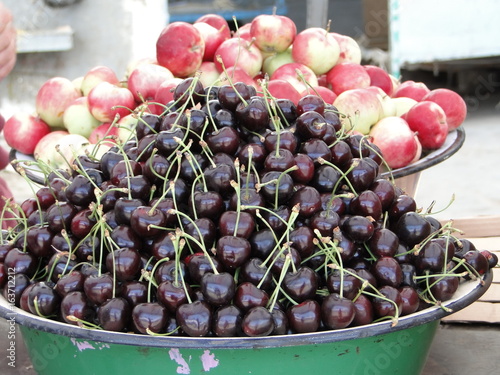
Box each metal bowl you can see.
[9,127,466,192]
[0,271,491,375]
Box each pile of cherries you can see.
[1,77,497,337]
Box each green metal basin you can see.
[0,271,491,375]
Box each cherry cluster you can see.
[1,77,496,337]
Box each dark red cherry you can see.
[300,138,332,165]
[368,228,400,257]
[295,111,327,139]
[270,247,301,276]
[388,194,417,223]
[216,235,252,271]
[342,215,375,243]
[235,96,270,132]
[429,275,459,302]
[26,225,55,258]
[200,272,236,307]
[321,293,356,329]
[184,217,217,253]
[114,197,144,225]
[239,258,273,291]
[55,270,85,297]
[173,76,205,107]
[97,297,131,332]
[234,281,270,312]
[206,126,241,156]
[349,190,383,220]
[481,250,499,269]
[157,280,191,313]
[290,153,315,184]
[129,206,166,238]
[370,178,396,211]
[297,94,325,116]
[275,98,297,126]
[265,130,298,155]
[4,248,37,277]
[110,224,142,250]
[398,286,420,315]
[186,108,209,135]
[105,247,142,282]
[372,256,403,287]
[229,188,265,217]
[415,240,446,272]
[237,143,267,171]
[35,186,57,209]
[284,266,318,303]
[118,175,151,200]
[345,158,378,193]
[46,201,79,233]
[242,306,275,337]
[312,164,342,193]
[218,82,255,112]
[213,305,242,337]
[135,113,161,139]
[190,190,225,219]
[176,300,212,337]
[132,302,168,334]
[218,211,255,239]
[204,163,236,197]
[110,159,142,186]
[248,229,277,259]
[47,253,77,283]
[263,148,296,172]
[289,226,315,258]
[395,212,432,248]
[372,285,403,319]
[462,250,489,276]
[60,291,94,325]
[185,253,222,284]
[65,174,95,207]
[288,186,322,218]
[70,208,97,239]
[330,140,353,168]
[286,299,321,333]
[309,210,340,237]
[27,281,60,317]
[160,111,186,131]
[212,107,236,129]
[260,171,294,206]
[351,294,374,326]
[271,307,289,335]
[83,273,115,305]
[326,268,362,300]
[119,281,148,307]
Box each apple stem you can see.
[325,19,332,33]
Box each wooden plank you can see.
[442,302,500,324]
[442,216,500,238]
[492,267,500,281]
[478,283,500,303]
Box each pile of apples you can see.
[3,12,467,170]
